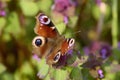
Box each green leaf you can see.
[0,17,6,30]
[0,72,14,80]
[70,67,83,80]
[19,0,39,16]
[55,22,66,34]
[14,70,21,80]
[69,16,78,28]
[44,74,51,80]
[36,59,49,79]
[37,65,49,79]
[2,32,11,42]
[92,5,100,20]
[0,63,6,74]
[103,66,115,80]
[112,48,120,60]
[4,12,22,38]
[66,52,77,65]
[37,58,46,69]
[20,62,34,76]
[64,28,74,38]
[81,68,94,80]
[53,69,69,80]
[37,0,52,14]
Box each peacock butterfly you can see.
[32,13,75,65]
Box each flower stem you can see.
[112,0,118,48]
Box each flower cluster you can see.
[82,53,104,79]
[82,41,112,79]
[52,0,76,24]
[84,41,111,60]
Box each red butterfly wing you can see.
[34,13,60,38]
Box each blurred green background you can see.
[0,0,120,80]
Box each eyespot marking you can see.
[39,15,50,25]
[67,38,75,47]
[32,36,46,48]
[53,51,61,63]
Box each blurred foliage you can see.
[0,0,120,80]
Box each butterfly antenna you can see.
[71,30,81,35]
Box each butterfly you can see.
[32,13,75,65]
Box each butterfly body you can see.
[32,13,75,65]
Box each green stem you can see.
[112,0,118,48]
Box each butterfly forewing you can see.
[34,13,60,39]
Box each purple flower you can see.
[52,0,76,24]
[97,69,104,78]
[67,49,73,55]
[118,42,120,49]
[0,1,6,17]
[53,0,75,13]
[89,67,104,79]
[99,44,111,59]
[82,42,111,79]
[0,10,6,16]
[83,47,90,55]
[32,54,40,62]
[64,16,69,24]
[83,42,101,55]
[83,41,111,59]
[96,0,101,6]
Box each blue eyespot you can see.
[32,36,46,48]
[35,39,42,47]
